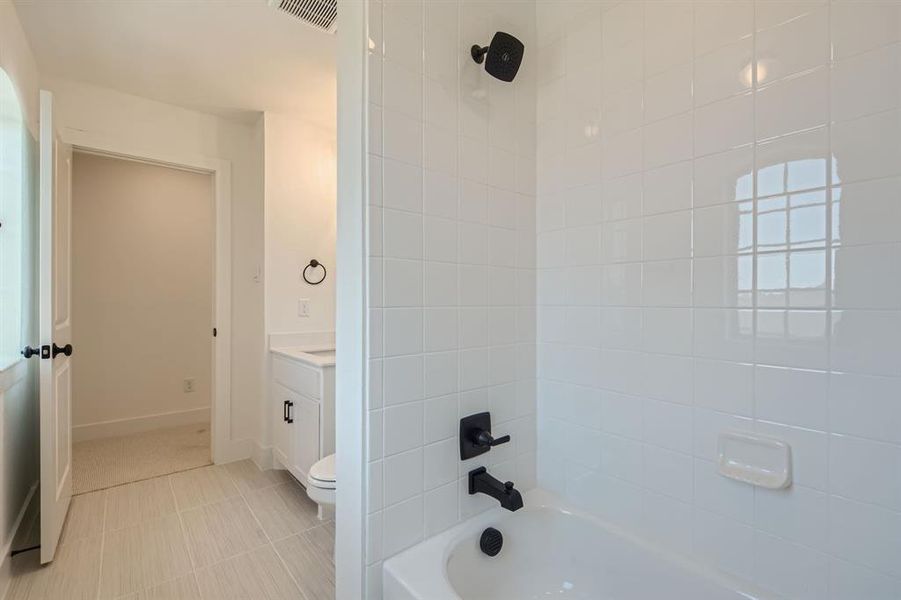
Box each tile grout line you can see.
[225,461,315,600]
[167,474,200,580]
[94,490,109,600]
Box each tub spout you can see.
[468,467,523,511]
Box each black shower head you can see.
[471,31,524,82]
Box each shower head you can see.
[471,31,524,82]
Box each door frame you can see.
[335,0,367,597]
[60,130,233,464]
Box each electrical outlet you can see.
[298,298,311,318]
[183,378,196,393]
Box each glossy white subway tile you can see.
[829,434,901,512]
[828,557,901,600]
[831,1,901,60]
[692,508,755,580]
[642,161,693,216]
[693,358,754,416]
[754,485,830,551]
[693,0,754,58]
[832,109,901,185]
[755,6,829,84]
[829,373,901,445]
[831,44,901,124]
[753,531,829,600]
[694,92,754,157]
[831,310,901,377]
[829,496,901,578]
[756,68,829,141]
[832,244,901,310]
[644,63,693,123]
[384,402,424,457]
[755,365,828,430]
[832,177,901,248]
[645,1,693,76]
[694,38,754,107]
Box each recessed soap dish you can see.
[716,430,792,489]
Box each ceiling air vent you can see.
[270,0,337,34]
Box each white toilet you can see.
[306,453,336,519]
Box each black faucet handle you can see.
[475,430,511,448]
[504,481,515,493]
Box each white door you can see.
[38,90,73,564]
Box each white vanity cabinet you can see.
[270,350,335,483]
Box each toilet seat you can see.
[307,453,336,490]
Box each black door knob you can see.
[22,346,41,359]
[52,343,73,358]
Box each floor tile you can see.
[194,546,301,600]
[180,496,269,568]
[60,490,106,544]
[170,465,239,511]
[224,460,292,496]
[304,522,336,563]
[127,573,202,600]
[99,514,192,599]
[6,536,101,600]
[244,482,320,541]
[273,531,336,600]
[104,477,177,531]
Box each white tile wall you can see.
[366,0,537,595]
[535,1,901,598]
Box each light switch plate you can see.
[298,298,311,317]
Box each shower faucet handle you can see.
[475,430,510,448]
[460,412,511,460]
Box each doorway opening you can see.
[70,151,215,494]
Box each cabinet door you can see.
[292,395,320,480]
[271,383,294,469]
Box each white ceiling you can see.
[14,0,336,127]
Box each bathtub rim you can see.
[382,487,777,600]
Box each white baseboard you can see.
[73,407,210,442]
[0,481,39,599]
[214,437,253,465]
[252,442,274,471]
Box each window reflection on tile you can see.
[757,190,827,253]
[756,128,828,197]
[756,309,829,370]
[757,250,828,308]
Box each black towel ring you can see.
[303,259,327,285]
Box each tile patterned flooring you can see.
[6,461,335,600]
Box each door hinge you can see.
[213,327,217,337]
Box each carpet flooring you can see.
[72,423,211,495]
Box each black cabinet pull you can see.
[287,401,294,424]
[22,346,41,359]
[283,400,289,423]
[52,343,73,358]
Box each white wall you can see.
[71,153,213,437]
[45,77,266,457]
[535,2,901,598]
[0,1,41,594]
[264,112,337,336]
[364,0,537,595]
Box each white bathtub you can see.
[383,489,773,600]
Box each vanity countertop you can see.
[270,346,336,367]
